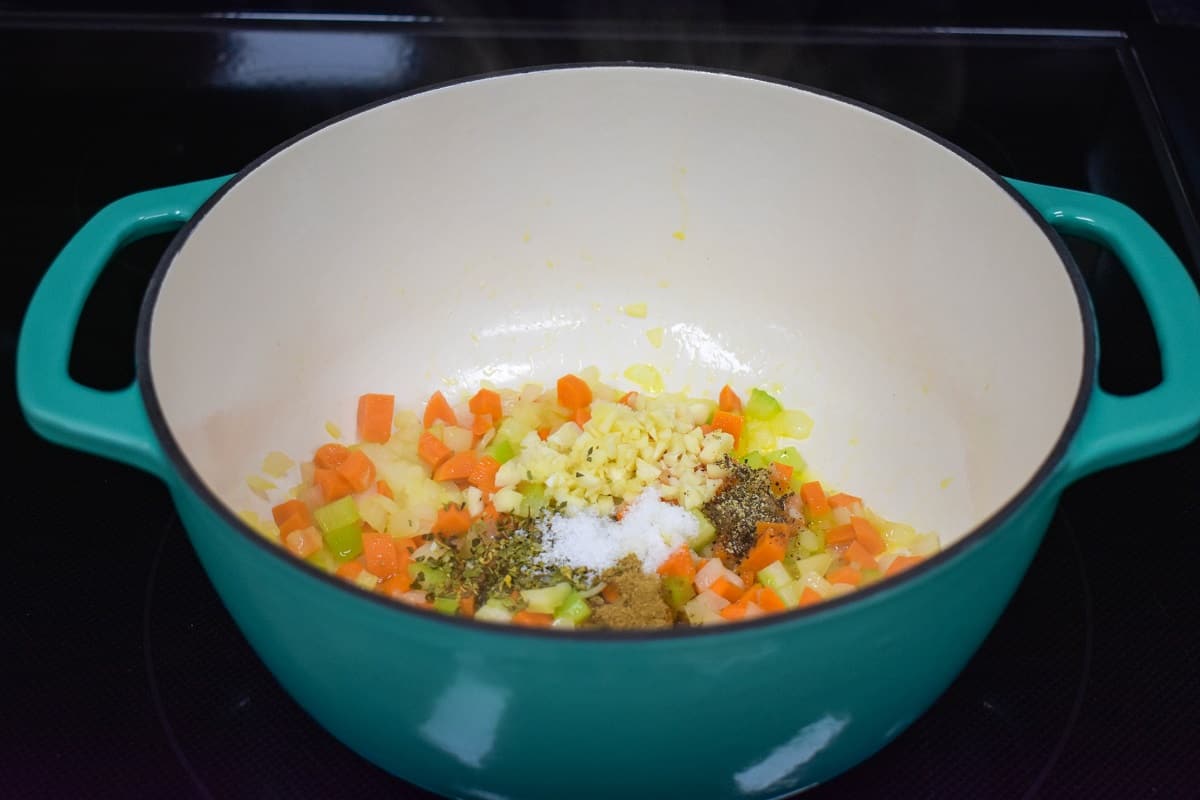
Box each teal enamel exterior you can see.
[17,170,1200,799]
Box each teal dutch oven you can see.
[17,66,1200,799]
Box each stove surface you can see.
[4,10,1198,799]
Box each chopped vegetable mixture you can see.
[245,370,940,629]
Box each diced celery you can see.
[789,552,834,579]
[741,419,778,455]
[689,510,716,551]
[486,438,517,465]
[305,547,337,573]
[324,523,363,560]
[555,591,592,624]
[432,597,460,616]
[768,446,806,472]
[408,562,448,592]
[768,409,814,439]
[860,568,883,584]
[775,581,804,609]
[518,482,548,516]
[799,528,824,553]
[661,575,696,611]
[520,582,573,614]
[745,388,783,420]
[757,560,792,590]
[474,600,514,623]
[313,496,360,534]
[742,451,769,470]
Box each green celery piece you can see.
[432,597,460,616]
[661,575,696,611]
[520,582,572,614]
[776,581,804,609]
[860,568,883,584]
[518,482,548,516]
[689,510,717,551]
[768,446,806,471]
[554,591,592,624]
[742,451,769,470]
[474,600,514,623]
[324,523,363,561]
[408,562,448,592]
[757,561,792,590]
[305,547,337,573]
[313,496,360,534]
[745,388,783,420]
[486,438,517,464]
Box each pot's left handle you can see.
[17,176,229,479]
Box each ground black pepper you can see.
[701,456,787,560]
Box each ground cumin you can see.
[590,555,674,629]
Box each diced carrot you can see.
[740,521,791,577]
[699,424,715,435]
[886,555,925,577]
[394,536,422,557]
[459,596,476,618]
[757,586,787,613]
[314,467,354,502]
[618,391,638,408]
[433,451,478,482]
[471,413,494,437]
[709,576,743,602]
[656,546,697,581]
[432,505,472,536]
[468,388,503,422]
[710,410,744,447]
[468,456,501,494]
[417,432,452,468]
[826,565,862,586]
[379,572,413,598]
[376,480,394,499]
[769,462,794,494]
[356,393,395,443]
[314,443,350,469]
[271,499,312,537]
[423,390,458,429]
[845,540,879,570]
[828,492,862,509]
[799,587,823,607]
[720,602,749,621]
[537,426,551,441]
[601,584,621,603]
[512,610,554,627]
[719,384,743,414]
[573,407,591,427]
[850,516,886,556]
[336,561,365,582]
[336,449,376,493]
[556,374,593,410]
[361,531,399,577]
[800,481,831,518]
[480,502,498,521]
[284,526,323,558]
[826,524,856,545]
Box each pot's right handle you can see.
[1009,178,1200,486]
[17,176,229,479]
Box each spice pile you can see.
[242,371,940,629]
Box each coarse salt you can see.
[537,488,699,574]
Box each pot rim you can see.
[135,62,1095,641]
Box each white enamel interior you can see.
[149,66,1085,546]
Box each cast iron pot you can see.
[18,66,1200,799]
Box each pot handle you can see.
[17,176,230,479]
[1009,178,1200,486]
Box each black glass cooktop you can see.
[4,7,1198,799]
